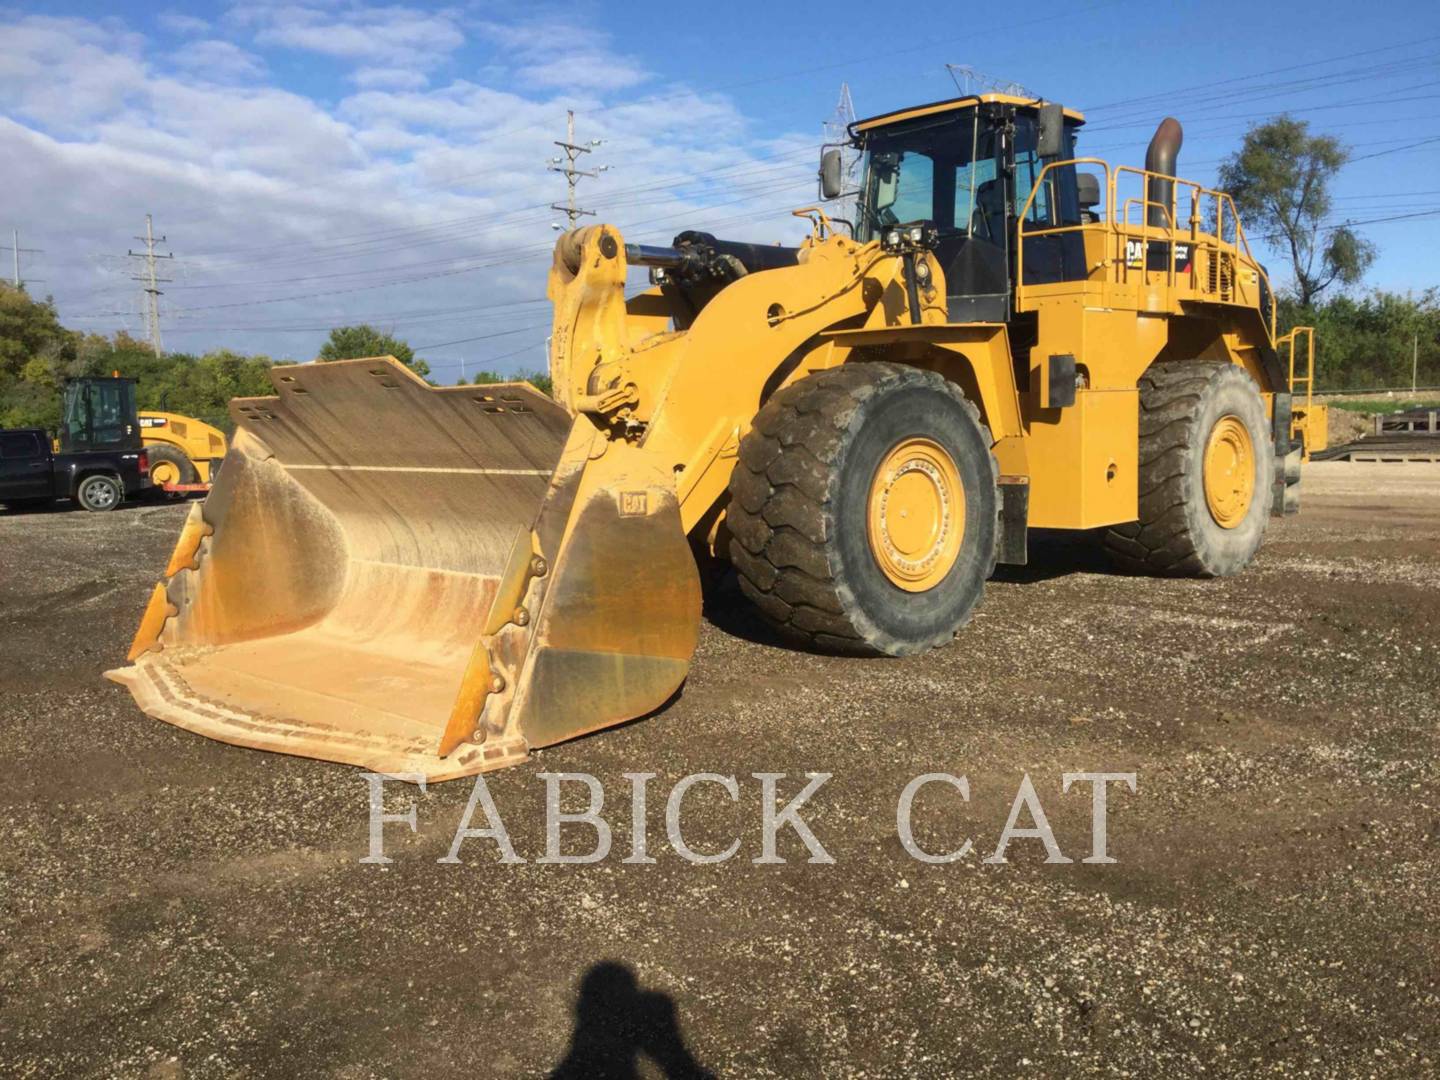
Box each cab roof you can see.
[852,93,1086,134]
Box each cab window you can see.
[871,150,935,227]
[0,431,43,458]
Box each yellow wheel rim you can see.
[867,437,964,592]
[1203,415,1255,529]
[151,460,180,487]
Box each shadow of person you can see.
[549,961,715,1080]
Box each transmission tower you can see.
[127,214,173,357]
[822,83,862,222]
[945,64,1036,99]
[548,110,609,230]
[2,229,43,288]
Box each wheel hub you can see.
[1203,415,1254,529]
[151,461,179,487]
[867,437,964,591]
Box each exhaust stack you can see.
[1144,117,1183,230]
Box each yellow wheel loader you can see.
[109,92,1310,779]
[137,409,228,490]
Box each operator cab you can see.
[60,376,142,453]
[827,94,1088,322]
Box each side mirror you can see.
[1037,102,1065,159]
[1077,171,1101,209]
[819,148,844,200]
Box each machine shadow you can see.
[990,528,1121,583]
[704,529,1123,648]
[548,961,716,1080]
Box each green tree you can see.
[1279,288,1439,391]
[317,324,430,379]
[0,284,71,380]
[470,368,552,397]
[0,284,77,429]
[0,282,280,434]
[1218,116,1375,306]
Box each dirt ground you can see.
[1,463,1437,1078]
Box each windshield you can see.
[854,108,1001,243]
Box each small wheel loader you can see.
[109,93,1310,779]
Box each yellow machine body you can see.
[110,91,1312,779]
[138,411,229,484]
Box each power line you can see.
[413,323,552,351]
[180,145,815,271]
[1081,35,1440,113]
[64,177,814,318]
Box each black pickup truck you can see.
[0,428,151,511]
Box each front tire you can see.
[76,473,122,513]
[727,363,998,656]
[1104,361,1273,577]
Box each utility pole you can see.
[1413,330,1420,394]
[3,229,42,288]
[128,214,173,357]
[548,110,608,230]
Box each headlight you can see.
[885,230,900,248]
[908,225,923,242]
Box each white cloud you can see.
[475,17,651,92]
[0,9,817,376]
[352,66,429,91]
[170,39,266,81]
[233,3,464,70]
[517,54,650,92]
[159,12,210,36]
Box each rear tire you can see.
[147,444,197,488]
[76,473,122,513]
[1104,361,1273,577]
[727,363,998,656]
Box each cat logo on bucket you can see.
[619,491,649,517]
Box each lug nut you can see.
[470,728,485,744]
[513,606,530,627]
[530,556,548,577]
[489,673,507,694]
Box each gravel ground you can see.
[1,463,1437,1078]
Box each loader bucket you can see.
[105,356,702,780]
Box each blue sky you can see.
[3,1,1438,383]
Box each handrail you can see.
[1278,326,1316,407]
[1014,157,1277,337]
[1014,158,1110,297]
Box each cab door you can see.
[0,431,52,500]
[60,378,142,452]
